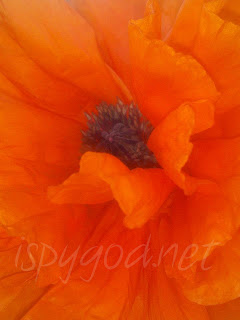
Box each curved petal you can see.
[81,153,174,229]
[0,0,129,121]
[148,104,195,192]
[192,9,240,113]
[71,0,147,88]
[158,0,240,114]
[49,174,113,205]
[109,167,174,229]
[50,152,174,229]
[129,13,218,126]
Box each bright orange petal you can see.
[192,8,240,113]
[163,184,239,284]
[0,0,129,121]
[71,0,147,88]
[159,0,240,114]
[0,96,82,228]
[166,0,204,49]
[188,137,240,182]
[49,174,113,205]
[109,168,174,229]
[80,153,174,229]
[48,151,127,206]
[190,100,215,134]
[50,152,174,228]
[148,104,195,192]
[129,13,218,126]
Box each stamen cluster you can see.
[81,100,159,169]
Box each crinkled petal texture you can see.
[0,0,133,317]
[0,0,130,120]
[128,9,218,126]
[0,0,132,239]
[0,0,240,319]
[163,0,240,114]
[140,0,240,309]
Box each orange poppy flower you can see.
[0,0,240,319]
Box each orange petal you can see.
[0,204,144,319]
[48,151,127,206]
[49,174,113,205]
[163,184,239,283]
[123,221,210,320]
[217,105,240,138]
[127,264,209,320]
[0,228,49,319]
[192,8,240,113]
[192,104,240,140]
[50,152,174,228]
[188,137,240,182]
[0,0,128,120]
[8,203,136,319]
[187,138,240,232]
[204,0,226,14]
[165,0,204,49]
[180,230,240,305]
[71,0,147,88]
[190,100,215,134]
[109,168,174,229]
[148,104,195,191]
[159,1,240,114]
[186,186,238,261]
[78,152,174,228]
[0,95,83,228]
[0,277,49,320]
[129,14,218,125]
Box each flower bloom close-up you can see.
[1,0,240,319]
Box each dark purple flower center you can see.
[81,100,159,169]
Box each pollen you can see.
[81,100,159,169]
